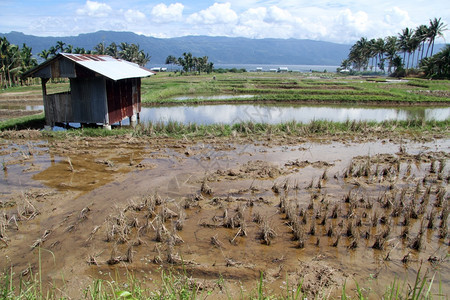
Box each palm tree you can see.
[48,46,58,57]
[106,42,118,58]
[56,40,66,53]
[0,38,37,88]
[426,17,447,57]
[368,39,377,70]
[371,38,385,72]
[19,43,37,84]
[408,33,421,68]
[397,28,414,69]
[384,36,399,74]
[415,24,429,61]
[38,49,51,60]
[73,47,86,54]
[348,37,370,71]
[136,50,151,67]
[94,42,106,55]
[64,44,73,53]
[421,44,450,78]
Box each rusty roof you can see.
[23,53,155,81]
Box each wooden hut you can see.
[23,53,155,129]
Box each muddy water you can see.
[0,135,449,298]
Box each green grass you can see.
[140,73,450,105]
[0,81,69,95]
[2,119,447,139]
[0,113,45,130]
[1,263,446,299]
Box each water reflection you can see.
[0,105,44,111]
[132,104,449,125]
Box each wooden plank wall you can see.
[43,92,72,126]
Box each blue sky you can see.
[1,0,448,43]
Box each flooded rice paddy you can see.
[0,131,449,298]
[134,104,449,125]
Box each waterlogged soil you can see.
[0,92,43,121]
[0,130,449,298]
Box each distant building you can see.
[278,67,289,73]
[150,67,167,72]
[23,53,155,129]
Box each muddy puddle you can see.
[0,133,449,298]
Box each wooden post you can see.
[41,78,52,129]
[41,78,49,97]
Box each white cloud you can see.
[335,9,370,34]
[384,7,411,27]
[240,7,266,23]
[124,9,146,23]
[188,3,238,25]
[151,3,184,23]
[76,0,112,18]
[234,5,306,38]
[265,6,293,23]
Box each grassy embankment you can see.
[1,259,445,299]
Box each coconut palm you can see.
[408,33,421,68]
[348,37,371,71]
[73,47,87,54]
[0,37,37,88]
[38,49,51,60]
[426,17,447,57]
[372,38,385,72]
[397,28,414,69]
[56,40,66,53]
[106,42,119,58]
[94,42,106,55]
[384,36,399,74]
[421,44,450,78]
[415,24,429,61]
[64,44,73,53]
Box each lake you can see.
[149,64,340,73]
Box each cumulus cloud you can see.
[384,7,411,27]
[335,9,369,33]
[265,6,293,23]
[151,3,184,23]
[240,7,267,23]
[124,9,146,23]
[76,0,112,17]
[188,3,238,25]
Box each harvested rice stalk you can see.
[200,181,212,195]
[30,230,52,249]
[79,206,90,220]
[259,220,276,245]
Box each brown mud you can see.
[0,131,449,298]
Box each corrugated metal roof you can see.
[61,53,155,81]
[22,53,155,81]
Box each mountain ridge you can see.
[2,30,351,66]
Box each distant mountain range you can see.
[2,30,352,66]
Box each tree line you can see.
[38,41,150,67]
[0,37,152,89]
[341,17,448,77]
[0,37,37,88]
[165,52,214,74]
